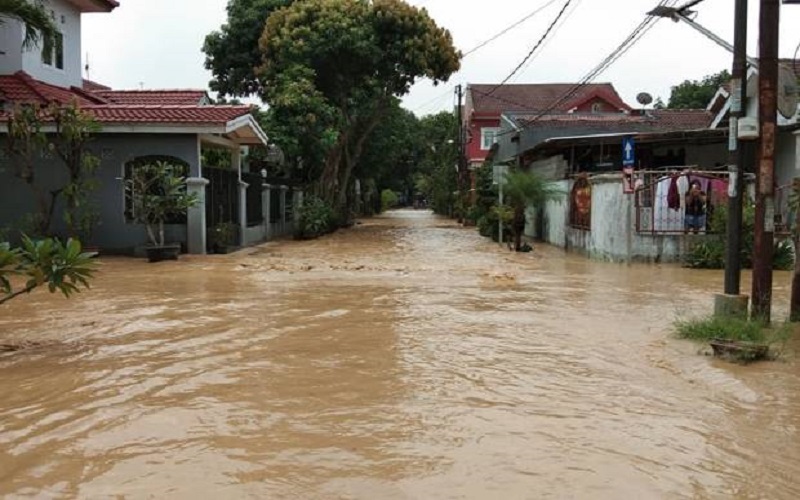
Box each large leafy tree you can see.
[414,111,458,215]
[257,0,460,220]
[0,0,57,49]
[203,0,294,97]
[667,70,730,109]
[357,100,422,196]
[5,103,101,238]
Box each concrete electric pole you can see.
[751,0,781,322]
[718,0,750,317]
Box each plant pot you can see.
[709,338,769,363]
[145,244,181,263]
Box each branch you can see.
[0,282,38,306]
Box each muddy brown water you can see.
[1,210,799,499]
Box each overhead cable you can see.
[481,0,576,98]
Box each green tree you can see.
[667,70,730,109]
[125,161,199,248]
[203,0,295,97]
[356,99,422,204]
[503,170,560,251]
[257,0,460,221]
[5,102,101,238]
[0,237,95,306]
[0,0,58,49]
[414,111,458,215]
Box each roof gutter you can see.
[226,114,269,146]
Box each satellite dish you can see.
[636,92,653,106]
[778,64,798,119]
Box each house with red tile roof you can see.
[495,107,719,171]
[463,83,632,170]
[469,81,741,263]
[0,0,276,255]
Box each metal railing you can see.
[634,170,730,235]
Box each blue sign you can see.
[622,137,635,167]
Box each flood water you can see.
[1,210,799,499]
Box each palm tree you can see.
[502,169,560,252]
[0,0,57,50]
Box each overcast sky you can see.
[81,0,800,115]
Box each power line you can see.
[677,0,708,11]
[513,0,583,82]
[504,0,679,135]
[412,86,457,114]
[482,0,576,98]
[470,0,676,123]
[411,0,565,115]
[462,0,561,58]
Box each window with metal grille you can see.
[124,156,190,224]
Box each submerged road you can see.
[1,210,799,498]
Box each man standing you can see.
[684,180,707,234]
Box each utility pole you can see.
[719,0,749,312]
[455,84,466,222]
[751,0,780,322]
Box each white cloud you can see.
[81,0,800,114]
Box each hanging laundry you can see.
[654,176,684,232]
[667,176,681,211]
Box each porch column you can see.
[263,183,272,240]
[280,185,288,235]
[239,180,249,247]
[186,177,210,254]
[232,147,242,176]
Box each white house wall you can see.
[531,174,684,263]
[526,179,569,245]
[0,18,24,75]
[20,0,83,88]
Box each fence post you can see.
[186,177,210,254]
[239,180,249,247]
[294,190,304,228]
[280,185,288,236]
[263,184,272,240]
[262,183,271,241]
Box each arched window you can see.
[124,155,190,223]
[569,176,591,230]
[591,102,602,113]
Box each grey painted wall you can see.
[530,176,686,263]
[0,133,200,254]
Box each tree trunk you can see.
[318,134,347,206]
[791,208,800,321]
[335,106,387,223]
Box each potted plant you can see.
[209,222,238,254]
[126,160,198,262]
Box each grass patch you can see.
[674,315,794,363]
